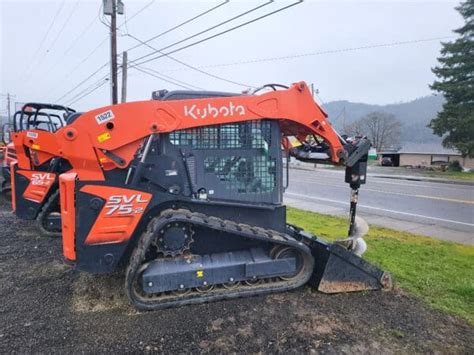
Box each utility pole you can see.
[121,51,128,103]
[110,0,118,104]
[103,0,124,105]
[6,93,11,125]
[310,83,315,99]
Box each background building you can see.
[379,143,474,169]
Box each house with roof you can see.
[378,143,474,169]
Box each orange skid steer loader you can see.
[0,123,17,202]
[10,103,77,236]
[19,82,391,310]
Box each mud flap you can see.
[307,239,392,293]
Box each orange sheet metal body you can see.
[12,82,344,181]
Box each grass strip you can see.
[287,207,474,324]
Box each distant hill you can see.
[324,95,445,144]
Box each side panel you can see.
[60,172,78,261]
[72,184,153,272]
[79,185,152,245]
[14,169,56,219]
[17,170,55,203]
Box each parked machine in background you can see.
[9,103,77,235]
[0,123,15,202]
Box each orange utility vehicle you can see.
[0,123,16,201]
[10,103,76,235]
[13,82,391,310]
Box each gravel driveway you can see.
[0,202,472,354]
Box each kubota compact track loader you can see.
[10,103,77,236]
[18,82,391,310]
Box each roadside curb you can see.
[373,174,474,186]
[289,164,474,186]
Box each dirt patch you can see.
[71,273,128,313]
[0,204,473,353]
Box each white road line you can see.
[366,178,472,190]
[291,169,471,190]
[289,179,474,204]
[285,192,474,227]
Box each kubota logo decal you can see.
[95,109,115,124]
[31,173,55,186]
[104,194,149,216]
[184,102,245,120]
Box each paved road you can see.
[284,168,474,245]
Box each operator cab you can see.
[137,90,282,206]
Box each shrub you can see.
[448,160,462,172]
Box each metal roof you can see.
[380,143,461,156]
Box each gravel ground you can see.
[0,202,473,354]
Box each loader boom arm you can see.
[16,82,350,180]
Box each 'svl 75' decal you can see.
[104,194,149,216]
[31,173,55,186]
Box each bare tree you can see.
[343,111,402,151]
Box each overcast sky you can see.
[0,0,464,111]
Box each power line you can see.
[119,0,156,34]
[67,77,110,106]
[65,75,109,106]
[45,0,81,54]
[133,66,197,90]
[63,33,449,108]
[22,0,66,80]
[130,1,303,68]
[160,36,456,71]
[130,0,274,64]
[51,0,224,103]
[50,1,155,100]
[56,63,109,102]
[56,0,303,104]
[66,39,109,79]
[68,63,204,107]
[63,0,151,56]
[63,11,99,55]
[34,0,83,82]
[125,0,230,52]
[135,65,205,90]
[125,33,253,88]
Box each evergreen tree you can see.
[430,0,474,157]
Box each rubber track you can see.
[125,209,315,311]
[36,189,61,237]
[0,187,11,205]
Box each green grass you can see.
[287,207,474,324]
[423,170,474,181]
